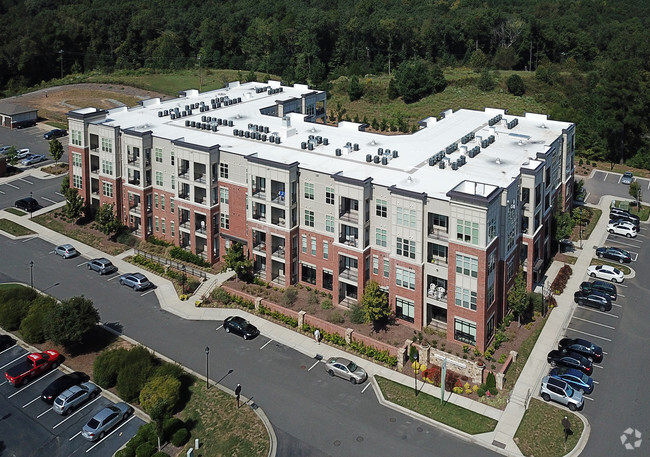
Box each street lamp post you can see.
[59,49,64,79]
[579,208,583,249]
[205,346,210,388]
[29,261,34,289]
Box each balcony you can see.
[128,178,140,185]
[127,154,141,167]
[339,235,358,247]
[426,285,447,303]
[271,217,285,227]
[271,245,286,259]
[253,241,266,254]
[427,227,448,240]
[339,210,359,224]
[90,167,99,174]
[338,267,358,283]
[129,204,142,214]
[178,192,190,201]
[252,212,266,222]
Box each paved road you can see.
[0,235,500,457]
[581,170,649,206]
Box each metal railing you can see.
[133,248,208,280]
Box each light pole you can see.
[205,346,210,388]
[59,49,64,79]
[29,261,34,289]
[579,208,583,249]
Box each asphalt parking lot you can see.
[583,170,650,205]
[0,343,143,457]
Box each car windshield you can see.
[613,268,621,274]
[565,384,574,396]
[347,361,358,372]
[87,418,100,429]
[579,373,590,383]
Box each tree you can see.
[508,268,529,326]
[553,205,574,241]
[48,139,64,165]
[223,242,252,281]
[477,69,495,91]
[507,74,525,96]
[469,49,489,71]
[63,186,84,219]
[96,203,122,236]
[5,146,18,166]
[629,181,642,207]
[393,58,434,103]
[139,375,181,417]
[387,78,399,100]
[348,74,363,101]
[46,296,100,350]
[360,280,390,326]
[19,295,57,344]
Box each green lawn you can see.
[514,398,584,457]
[0,218,36,236]
[589,258,631,275]
[375,376,497,434]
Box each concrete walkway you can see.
[1,166,626,456]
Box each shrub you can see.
[320,299,333,310]
[171,428,190,447]
[139,375,181,415]
[506,74,525,96]
[154,362,185,380]
[116,347,156,401]
[550,264,573,294]
[126,423,157,453]
[132,255,165,275]
[280,287,298,307]
[488,387,498,396]
[163,417,185,441]
[486,372,497,390]
[327,311,345,324]
[93,348,129,388]
[19,295,57,343]
[116,448,136,457]
[477,388,486,397]
[0,298,32,331]
[169,247,211,268]
[135,442,156,457]
[347,304,366,324]
[498,353,508,364]
[307,290,320,306]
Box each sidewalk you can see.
[0,175,621,456]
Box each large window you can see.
[396,267,415,290]
[156,171,163,186]
[372,256,379,275]
[454,318,476,345]
[326,215,334,233]
[220,187,229,204]
[301,264,316,284]
[396,297,414,323]
[455,287,477,311]
[304,182,314,200]
[161,195,165,210]
[220,213,229,229]
[456,220,479,245]
[311,238,316,255]
[219,163,228,179]
[325,187,334,204]
[323,241,328,259]
[376,199,387,217]
[397,207,417,228]
[322,270,333,290]
[155,148,163,162]
[71,130,82,146]
[431,213,448,230]
[102,182,113,197]
[101,159,113,175]
[383,259,390,278]
[302,235,307,253]
[72,174,82,189]
[487,218,497,242]
[396,237,416,259]
[72,152,82,167]
[456,254,478,278]
[101,138,112,153]
[304,210,314,227]
[376,228,387,247]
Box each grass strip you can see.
[375,376,497,434]
[0,218,36,236]
[504,312,548,391]
[589,258,631,275]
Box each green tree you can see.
[507,74,525,96]
[5,146,18,166]
[63,186,84,219]
[19,295,57,343]
[48,139,64,165]
[46,296,100,350]
[139,375,181,416]
[393,58,434,103]
[223,242,252,281]
[508,268,529,325]
[96,203,122,236]
[387,78,399,100]
[477,69,495,91]
[469,49,489,71]
[360,280,390,325]
[348,75,363,101]
[245,69,257,82]
[553,205,574,241]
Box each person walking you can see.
[314,329,321,344]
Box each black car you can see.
[609,208,639,223]
[0,334,16,351]
[223,316,260,340]
[547,350,593,375]
[573,289,612,312]
[44,129,67,140]
[41,372,89,404]
[580,280,617,301]
[559,337,603,363]
[596,246,631,263]
[15,197,39,212]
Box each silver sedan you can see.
[324,357,367,384]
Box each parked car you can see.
[0,145,13,154]
[15,197,39,212]
[21,154,47,166]
[53,382,100,415]
[325,357,368,384]
[580,280,617,301]
[4,350,61,386]
[573,289,612,312]
[607,221,637,238]
[87,258,117,275]
[41,372,89,404]
[596,246,631,263]
[621,171,634,185]
[81,402,132,441]
[586,264,625,283]
[223,316,260,340]
[559,239,575,253]
[547,350,593,375]
[44,129,67,140]
[15,148,31,159]
[540,376,584,411]
[610,212,640,226]
[119,273,152,291]
[0,334,16,351]
[608,218,639,231]
[54,244,78,258]
[549,367,594,394]
[610,207,639,222]
[558,337,603,363]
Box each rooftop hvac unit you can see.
[228,120,233,127]
[248,123,253,129]
[233,129,239,136]
[378,147,383,154]
[459,155,466,165]
[204,106,209,112]
[190,121,196,127]
[384,148,390,156]
[451,161,458,170]
[201,116,206,122]
[482,139,489,148]
[488,135,495,144]
[373,155,380,163]
[439,161,446,169]
[158,111,163,117]
[164,110,169,116]
[261,134,267,141]
[245,131,250,138]
[353,143,359,151]
[216,102,221,108]
[239,130,244,137]
[382,156,388,165]
[468,150,475,158]
[185,105,190,111]
[308,143,314,151]
[185,120,191,127]
[366,154,372,162]
[393,150,398,158]
[336,148,342,156]
[170,113,176,120]
[308,134,314,140]
[268,135,274,142]
[429,157,436,166]
[212,125,217,132]
[275,136,280,144]
[182,111,187,117]
[316,136,322,144]
[323,138,329,145]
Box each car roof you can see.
[92,258,111,264]
[59,244,75,249]
[330,357,351,365]
[132,273,147,279]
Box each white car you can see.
[607,222,637,238]
[15,148,31,159]
[587,265,625,283]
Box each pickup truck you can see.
[5,350,61,386]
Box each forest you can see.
[0,0,648,166]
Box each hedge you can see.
[169,247,211,268]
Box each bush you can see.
[93,348,129,388]
[19,295,57,343]
[169,247,211,268]
[327,311,345,324]
[486,372,497,390]
[116,448,136,457]
[171,428,190,447]
[280,287,298,307]
[139,375,181,415]
[347,304,366,324]
[135,442,156,457]
[163,417,185,441]
[529,292,544,313]
[211,288,232,306]
[154,362,185,380]
[0,298,32,331]
[506,74,525,96]
[550,264,573,294]
[307,290,320,306]
[320,299,333,310]
[126,423,157,453]
[116,347,156,401]
[488,387,498,396]
[477,388,486,397]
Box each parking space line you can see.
[37,407,52,418]
[593,380,600,384]
[611,303,622,308]
[0,354,27,370]
[42,197,57,204]
[578,308,619,318]
[19,178,33,185]
[77,261,89,267]
[0,344,17,355]
[22,396,41,408]
[307,360,320,371]
[0,189,4,194]
[53,396,102,429]
[608,239,641,249]
[140,290,155,297]
[0,380,7,387]
[362,383,372,393]
[85,415,136,452]
[5,183,19,189]
[69,431,82,441]
[22,236,39,243]
[215,325,223,331]
[260,339,272,350]
[107,275,120,281]
[602,351,608,355]
[7,370,58,398]
[572,316,615,329]
[566,327,612,341]
[593,364,604,369]
[584,396,594,402]
[55,192,66,197]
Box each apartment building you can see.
[67,80,575,351]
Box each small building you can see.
[0,102,38,129]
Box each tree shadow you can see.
[66,325,120,356]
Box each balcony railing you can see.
[253,242,266,253]
[427,227,448,240]
[271,217,285,227]
[90,167,99,174]
[178,193,190,201]
[426,286,447,303]
[128,178,140,185]
[271,246,285,259]
[338,267,358,282]
[339,211,359,224]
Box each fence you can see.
[133,248,208,280]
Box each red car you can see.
[5,350,61,386]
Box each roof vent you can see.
[496,157,501,164]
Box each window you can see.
[72,174,82,189]
[487,285,495,306]
[376,199,387,217]
[161,219,166,234]
[486,314,495,339]
[156,171,163,186]
[431,213,448,230]
[456,254,478,278]
[155,217,159,232]
[301,264,316,285]
[302,235,307,253]
[396,297,414,323]
[488,252,496,275]
[325,187,334,204]
[455,287,477,311]
[456,220,479,245]
[101,138,112,153]
[220,187,229,204]
[101,159,113,175]
[304,182,314,200]
[397,207,417,228]
[376,228,387,247]
[170,198,174,213]
[304,210,314,227]
[170,151,175,166]
[325,215,334,233]
[429,243,447,260]
[323,270,333,290]
[171,176,175,190]
[507,258,515,280]
[220,213,229,229]
[383,259,390,278]
[102,182,113,197]
[454,318,476,345]
[219,163,228,179]
[171,221,175,237]
[372,256,379,275]
[154,194,158,208]
[396,267,416,290]
[323,241,328,259]
[71,130,82,146]
[72,152,82,167]
[396,237,416,259]
[311,238,316,255]
[487,218,497,242]
[155,148,163,163]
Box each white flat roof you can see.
[80,81,572,200]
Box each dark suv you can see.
[580,280,617,300]
[610,207,639,222]
[573,289,612,312]
[558,337,603,363]
[15,197,39,212]
[547,349,593,375]
[43,129,67,140]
